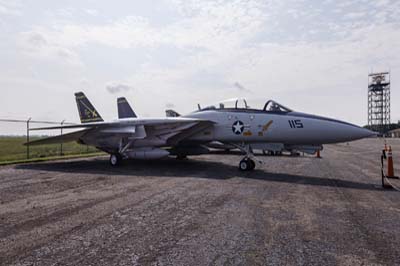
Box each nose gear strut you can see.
[230,143,262,171]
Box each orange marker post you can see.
[387,146,398,179]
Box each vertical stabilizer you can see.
[117,97,137,119]
[75,92,103,123]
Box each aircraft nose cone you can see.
[349,126,376,140]
[360,128,376,138]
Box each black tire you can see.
[110,154,121,166]
[239,159,250,171]
[249,159,256,170]
[239,158,255,171]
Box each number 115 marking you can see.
[288,120,304,128]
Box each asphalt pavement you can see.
[0,138,399,265]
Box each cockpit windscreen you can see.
[196,98,292,113]
[263,100,292,112]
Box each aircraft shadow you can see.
[16,158,379,191]
[209,150,305,157]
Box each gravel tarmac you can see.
[0,138,400,266]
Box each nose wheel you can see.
[110,154,122,166]
[239,157,256,171]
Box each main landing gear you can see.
[109,154,122,166]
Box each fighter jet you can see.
[26,92,375,171]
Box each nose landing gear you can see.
[230,143,261,171]
[239,157,256,171]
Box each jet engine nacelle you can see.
[169,145,210,156]
[285,144,323,155]
[125,148,170,159]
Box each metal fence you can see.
[0,118,98,162]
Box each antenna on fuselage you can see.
[197,104,201,110]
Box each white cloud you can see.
[165,103,175,108]
[17,31,83,66]
[23,0,267,53]
[106,83,134,94]
[86,9,98,16]
[0,0,22,16]
[233,82,251,93]
[1,0,400,131]
[344,12,366,19]
[374,0,390,7]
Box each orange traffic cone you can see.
[387,146,397,178]
[316,150,321,158]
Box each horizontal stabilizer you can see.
[24,129,89,146]
[118,97,137,119]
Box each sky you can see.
[1,0,400,135]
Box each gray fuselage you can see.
[185,109,372,145]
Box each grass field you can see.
[0,136,100,163]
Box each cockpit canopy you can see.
[197,98,292,113]
[263,100,292,112]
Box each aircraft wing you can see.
[27,118,215,147]
[25,129,90,146]
[30,118,206,131]
[137,119,214,145]
[27,91,215,148]
[165,121,214,145]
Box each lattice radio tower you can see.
[368,72,390,133]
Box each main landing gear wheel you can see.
[109,154,122,166]
[239,158,256,171]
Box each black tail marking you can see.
[75,92,103,123]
